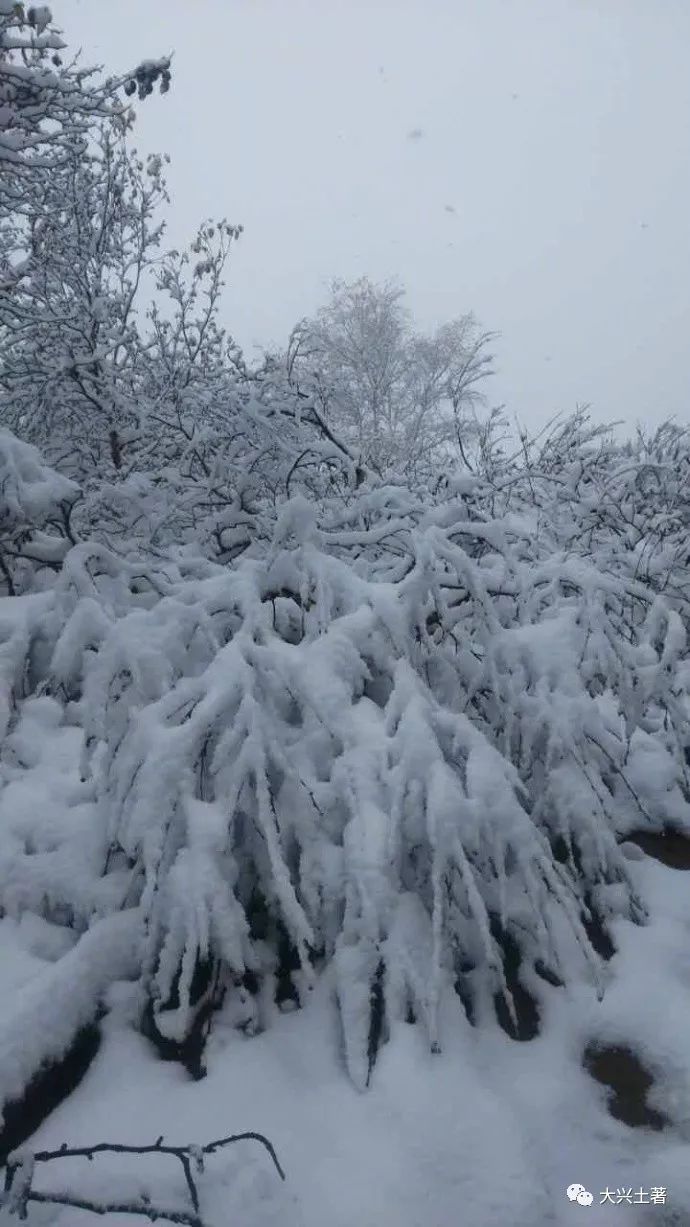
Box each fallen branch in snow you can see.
[1,1131,285,1225]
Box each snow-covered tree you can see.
[0,102,358,556]
[285,277,495,480]
[0,1,170,202]
[0,122,169,481]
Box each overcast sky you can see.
[59,0,689,434]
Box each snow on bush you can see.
[0,428,77,595]
[1,415,689,1095]
[32,433,690,1082]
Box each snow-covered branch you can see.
[2,1130,284,1225]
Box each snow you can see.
[2,8,690,1213]
[1,683,689,1223]
[0,430,77,525]
[7,843,690,1227]
[0,908,140,1120]
[3,774,688,1220]
[0,919,46,1005]
[3,424,690,1219]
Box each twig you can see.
[2,1130,285,1226]
[22,1190,203,1226]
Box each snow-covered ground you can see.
[3,842,690,1227]
[2,692,690,1226]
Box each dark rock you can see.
[624,828,690,870]
[583,1043,670,1131]
[0,1022,101,1164]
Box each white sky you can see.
[59,0,689,433]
